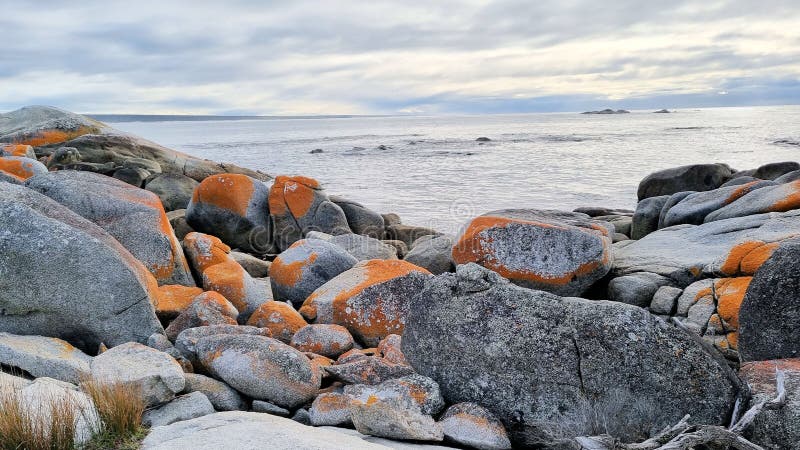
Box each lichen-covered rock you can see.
[637,163,732,200]
[26,170,194,286]
[1,143,37,158]
[452,209,613,296]
[325,356,415,385]
[348,387,443,442]
[300,259,432,346]
[345,374,445,416]
[142,391,215,427]
[113,166,151,187]
[330,196,385,239]
[439,403,512,450]
[402,264,739,447]
[230,251,271,278]
[0,183,164,351]
[194,334,321,408]
[91,342,186,406]
[186,174,273,254]
[650,285,683,315]
[385,224,439,248]
[309,392,353,426]
[182,373,247,411]
[270,239,357,307]
[269,175,351,251]
[0,333,92,384]
[174,324,271,363]
[0,155,48,180]
[631,195,669,239]
[739,238,800,362]
[155,285,205,320]
[613,210,800,287]
[290,324,354,358]
[404,235,455,274]
[145,173,199,212]
[164,292,239,341]
[659,181,775,227]
[377,334,409,366]
[246,301,308,343]
[739,358,800,449]
[312,232,399,261]
[607,272,673,307]
[706,180,800,222]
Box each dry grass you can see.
[80,378,146,446]
[0,387,83,450]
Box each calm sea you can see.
[107,106,800,234]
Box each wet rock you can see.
[0,155,48,180]
[631,195,670,239]
[439,403,511,450]
[154,285,205,320]
[325,356,415,385]
[637,163,733,200]
[230,251,271,278]
[607,272,673,307]
[381,213,402,227]
[309,392,353,426]
[182,373,247,411]
[26,170,194,286]
[269,175,351,251]
[246,300,308,343]
[476,137,491,142]
[174,324,271,363]
[573,206,634,217]
[382,239,409,258]
[452,209,613,296]
[270,239,358,307]
[0,333,92,384]
[0,183,163,351]
[402,264,739,446]
[142,391,215,427]
[739,358,800,448]
[145,173,199,211]
[300,259,432,346]
[739,237,800,361]
[404,235,455,274]
[91,342,186,406]
[194,334,321,408]
[186,174,273,254]
[164,292,239,341]
[291,324,354,358]
[330,196,385,239]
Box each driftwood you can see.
[575,368,786,450]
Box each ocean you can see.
[106,106,800,234]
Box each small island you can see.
[653,109,671,113]
[581,108,630,114]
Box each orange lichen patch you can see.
[715,277,752,329]
[726,331,738,350]
[313,392,351,412]
[246,300,308,342]
[271,249,318,288]
[771,180,800,212]
[202,261,247,312]
[365,394,379,406]
[1,144,34,157]
[740,358,800,395]
[154,285,204,318]
[192,174,255,217]
[15,126,97,146]
[268,175,321,218]
[721,241,779,276]
[0,170,24,182]
[707,314,723,331]
[724,181,762,205]
[184,232,232,272]
[0,158,37,180]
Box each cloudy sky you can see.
[2,0,800,115]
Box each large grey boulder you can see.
[0,333,92,384]
[613,209,800,287]
[404,235,455,275]
[0,183,164,351]
[26,170,194,286]
[330,196,385,239]
[738,238,800,361]
[325,233,399,261]
[439,403,511,450]
[452,210,613,296]
[637,163,733,200]
[607,272,673,307]
[660,180,775,227]
[631,195,669,239]
[145,173,199,211]
[402,264,739,447]
[142,391,215,427]
[706,179,800,222]
[733,161,800,180]
[182,373,247,411]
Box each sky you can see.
[2,0,800,115]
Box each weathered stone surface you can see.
[270,239,358,307]
[735,161,800,180]
[650,285,683,315]
[252,400,291,416]
[143,391,215,427]
[320,232,399,261]
[607,272,673,307]
[739,238,800,361]
[345,374,445,416]
[26,170,194,286]
[404,235,455,275]
[613,210,800,287]
[269,175,351,251]
[739,358,800,449]
[15,377,99,445]
[300,259,432,346]
[439,403,511,450]
[776,169,800,184]
[186,174,273,254]
[46,146,82,167]
[0,155,48,180]
[325,356,415,385]
[377,334,409,366]
[452,209,613,296]
[386,224,439,248]
[154,285,205,320]
[174,324,270,363]
[0,333,92,384]
[631,195,669,239]
[246,300,308,343]
[164,292,239,341]
[0,106,104,146]
[91,342,186,406]
[0,183,164,351]
[141,411,387,450]
[660,180,775,227]
[382,239,409,258]
[167,209,193,239]
[706,180,800,222]
[230,251,271,278]
[182,373,247,411]
[145,173,199,211]
[310,392,353,426]
[349,386,444,442]
[195,334,321,408]
[1,143,37,158]
[113,166,151,187]
[637,163,732,200]
[402,264,739,446]
[291,324,354,358]
[330,196,385,239]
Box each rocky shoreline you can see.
[1,105,800,449]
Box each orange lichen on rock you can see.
[154,285,204,318]
[715,277,752,329]
[0,158,37,180]
[271,248,318,288]
[191,174,255,217]
[720,240,779,276]
[268,175,321,218]
[202,261,248,312]
[1,144,34,157]
[246,300,308,342]
[16,126,97,146]
[724,181,762,205]
[771,180,800,212]
[740,358,800,395]
[184,232,232,273]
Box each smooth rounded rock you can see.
[164,292,239,341]
[246,300,308,343]
[290,324,354,358]
[440,403,511,450]
[145,173,199,211]
[183,373,247,411]
[637,163,732,200]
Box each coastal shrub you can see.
[0,386,83,450]
[81,378,147,449]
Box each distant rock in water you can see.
[774,138,800,147]
[581,108,630,114]
[475,137,491,142]
[310,148,323,154]
[653,109,671,113]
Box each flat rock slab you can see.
[0,333,92,384]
